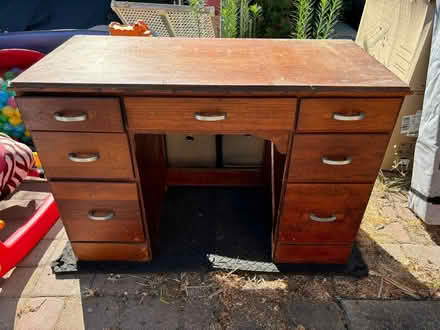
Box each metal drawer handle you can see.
[332,112,365,121]
[88,210,114,221]
[68,152,99,163]
[321,156,352,166]
[54,111,88,122]
[310,214,337,222]
[194,112,227,121]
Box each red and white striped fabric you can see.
[0,133,34,200]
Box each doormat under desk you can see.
[52,187,368,278]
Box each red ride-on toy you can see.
[0,49,59,277]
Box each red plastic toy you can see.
[0,49,59,278]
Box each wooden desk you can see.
[12,36,410,264]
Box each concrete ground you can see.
[1,179,440,330]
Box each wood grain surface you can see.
[124,97,296,132]
[71,242,151,261]
[297,98,403,133]
[11,36,410,95]
[16,97,123,132]
[31,132,134,179]
[288,134,390,183]
[51,182,144,242]
[274,244,352,264]
[278,183,372,244]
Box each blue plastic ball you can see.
[13,123,26,135]
[2,122,13,134]
[0,91,8,107]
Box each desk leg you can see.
[129,133,167,257]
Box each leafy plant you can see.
[221,0,262,38]
[257,0,292,38]
[290,0,344,39]
[239,0,250,37]
[221,0,238,37]
[291,0,314,39]
[249,4,263,38]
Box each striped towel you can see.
[0,133,34,200]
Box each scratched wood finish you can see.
[278,184,372,244]
[288,134,390,183]
[16,97,124,132]
[297,98,403,133]
[50,182,144,242]
[11,37,410,96]
[124,97,297,132]
[31,132,134,179]
[71,242,151,261]
[274,244,352,264]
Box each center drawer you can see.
[278,183,373,244]
[31,132,134,179]
[124,97,297,132]
[51,182,144,242]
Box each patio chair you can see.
[111,1,217,37]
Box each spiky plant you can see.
[249,4,263,38]
[291,0,314,39]
[221,0,238,38]
[239,0,250,37]
[317,0,343,38]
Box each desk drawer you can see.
[274,244,352,264]
[32,132,134,179]
[51,182,144,242]
[16,97,123,132]
[288,134,389,182]
[297,98,401,133]
[278,184,372,244]
[124,97,296,132]
[72,242,151,261]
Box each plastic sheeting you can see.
[409,1,440,224]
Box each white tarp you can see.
[409,1,440,224]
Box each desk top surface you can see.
[12,36,410,95]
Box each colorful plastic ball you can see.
[2,106,16,117]
[9,116,23,126]
[0,220,5,230]
[12,123,25,134]
[10,67,22,74]
[7,98,16,108]
[6,90,16,97]
[2,122,13,134]
[25,129,31,137]
[22,135,33,145]
[0,91,8,106]
[4,71,16,81]
[0,114,8,123]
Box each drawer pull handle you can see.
[321,156,352,166]
[68,152,99,163]
[194,112,227,121]
[310,214,337,222]
[54,112,88,122]
[88,210,114,221]
[332,112,365,121]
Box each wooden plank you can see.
[132,134,167,255]
[11,37,410,95]
[167,168,264,186]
